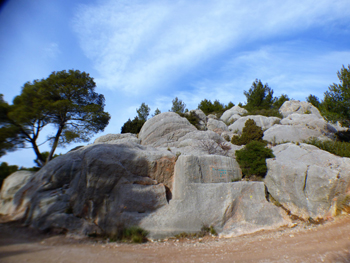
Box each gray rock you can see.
[279,100,322,118]
[220,106,248,123]
[94,133,140,144]
[139,112,197,147]
[207,118,229,134]
[0,171,35,218]
[263,125,325,144]
[139,155,289,238]
[186,109,207,130]
[228,115,281,134]
[265,143,350,220]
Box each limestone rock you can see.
[94,133,140,144]
[139,155,290,239]
[265,143,350,220]
[228,115,281,134]
[139,112,197,147]
[221,106,248,123]
[0,171,35,218]
[263,125,325,144]
[207,118,229,134]
[279,100,322,118]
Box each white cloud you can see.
[73,0,350,96]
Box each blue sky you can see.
[1,0,350,167]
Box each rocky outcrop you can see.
[279,100,322,118]
[139,155,290,238]
[139,112,197,147]
[207,118,229,134]
[228,115,281,134]
[265,143,350,220]
[220,106,248,123]
[94,133,140,144]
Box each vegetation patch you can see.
[175,225,217,239]
[108,226,149,243]
[304,138,350,158]
[231,119,266,145]
[235,141,275,179]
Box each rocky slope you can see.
[1,100,349,239]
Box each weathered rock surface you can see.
[265,143,350,220]
[279,100,322,118]
[139,155,290,238]
[139,112,197,147]
[263,124,325,144]
[207,118,229,134]
[0,171,35,219]
[220,106,248,123]
[228,115,281,134]
[94,133,140,144]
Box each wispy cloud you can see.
[73,0,350,97]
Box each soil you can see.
[1,216,350,263]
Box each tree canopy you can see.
[244,79,274,111]
[136,102,150,121]
[0,70,110,166]
[170,97,187,113]
[322,65,350,127]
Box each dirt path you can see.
[1,216,350,263]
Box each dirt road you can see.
[1,216,350,263]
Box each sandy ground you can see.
[1,216,350,263]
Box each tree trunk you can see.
[47,124,64,163]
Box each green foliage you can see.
[231,119,265,145]
[153,108,161,116]
[170,97,187,113]
[322,65,350,127]
[306,94,321,109]
[34,151,61,168]
[109,226,148,243]
[0,70,110,166]
[121,117,145,134]
[235,141,275,179]
[273,94,290,109]
[175,225,217,239]
[198,99,234,117]
[304,137,350,158]
[136,102,150,121]
[0,162,18,188]
[178,112,200,129]
[242,108,282,118]
[244,79,274,111]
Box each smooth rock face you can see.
[0,143,175,235]
[139,112,197,147]
[263,125,324,143]
[138,155,289,238]
[228,115,281,134]
[279,100,322,118]
[207,118,229,134]
[265,143,350,220]
[221,106,248,123]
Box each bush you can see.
[242,108,282,118]
[231,119,265,145]
[178,112,200,129]
[304,138,350,158]
[121,117,145,134]
[235,141,275,179]
[109,225,148,243]
[198,99,234,117]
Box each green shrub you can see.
[109,226,149,243]
[178,112,200,129]
[243,108,282,118]
[121,117,145,134]
[0,162,18,188]
[304,138,350,158]
[235,141,275,179]
[231,119,265,145]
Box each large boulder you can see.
[0,143,176,235]
[220,106,248,123]
[228,115,281,134]
[94,133,140,144]
[279,100,322,118]
[138,155,290,238]
[139,112,197,147]
[265,143,350,220]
